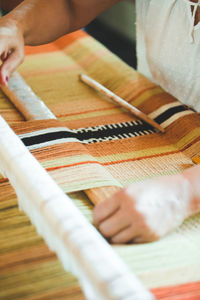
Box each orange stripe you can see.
[102,137,200,166]
[57,106,116,118]
[102,136,200,165]
[1,137,198,182]
[0,178,8,183]
[127,85,160,103]
[46,160,100,172]
[45,137,199,172]
[151,281,200,299]
[25,30,87,55]
[45,149,180,172]
[56,86,160,118]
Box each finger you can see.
[133,232,159,243]
[1,51,8,61]
[98,209,131,238]
[132,236,146,244]
[111,226,138,244]
[0,71,8,85]
[93,196,120,225]
[1,48,24,82]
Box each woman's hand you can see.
[0,20,24,85]
[93,174,193,244]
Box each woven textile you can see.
[0,31,200,299]
[7,105,200,195]
[9,119,121,193]
[17,32,200,195]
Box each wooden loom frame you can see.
[0,72,155,300]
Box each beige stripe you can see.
[138,264,200,289]
[50,162,121,193]
[149,101,180,119]
[161,110,194,128]
[95,128,200,164]
[106,152,193,186]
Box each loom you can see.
[0,31,200,300]
[0,72,154,299]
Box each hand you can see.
[0,20,24,85]
[93,175,192,244]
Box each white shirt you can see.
[136,0,200,112]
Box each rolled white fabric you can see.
[0,115,154,300]
[1,72,56,120]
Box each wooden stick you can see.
[79,73,165,133]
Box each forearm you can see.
[0,0,121,84]
[1,0,75,45]
[2,0,121,46]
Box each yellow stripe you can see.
[59,88,164,121]
[131,87,164,107]
[97,128,200,163]
[60,108,122,121]
[41,154,97,168]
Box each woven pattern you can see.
[17,32,200,194]
[0,31,200,299]
[9,119,121,193]
[9,98,200,195]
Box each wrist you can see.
[162,174,193,222]
[181,166,200,217]
[0,12,24,39]
[1,1,33,44]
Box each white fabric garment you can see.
[136,0,200,112]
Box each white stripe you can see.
[19,126,73,139]
[161,110,194,128]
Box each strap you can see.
[184,0,200,42]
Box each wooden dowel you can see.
[79,73,165,133]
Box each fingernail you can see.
[3,76,8,86]
[0,75,8,85]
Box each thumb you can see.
[0,48,24,85]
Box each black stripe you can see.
[154,105,187,124]
[22,131,78,146]
[76,121,154,140]
[21,105,189,146]
[21,121,153,146]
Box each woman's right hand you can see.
[0,19,24,85]
[0,0,123,86]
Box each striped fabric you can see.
[9,119,121,193]
[8,101,200,193]
[0,31,200,299]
